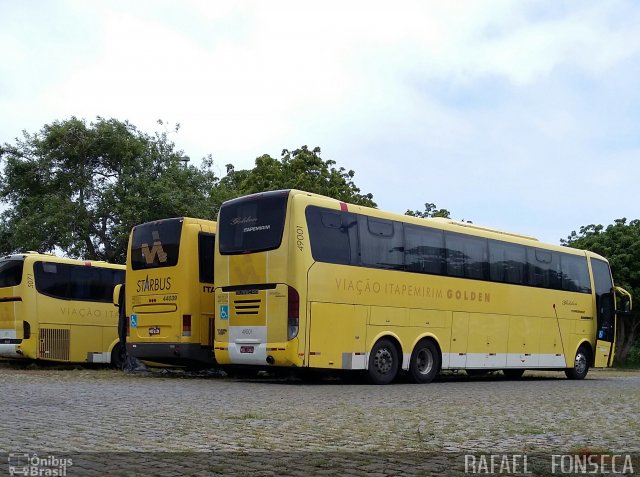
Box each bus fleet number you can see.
[296,226,304,252]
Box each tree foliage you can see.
[0,117,219,263]
[405,203,451,219]
[562,218,640,364]
[0,119,376,264]
[239,146,376,207]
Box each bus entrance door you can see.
[591,259,616,367]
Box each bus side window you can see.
[488,240,526,285]
[560,254,591,293]
[445,233,488,280]
[404,225,445,275]
[306,206,358,265]
[527,249,561,289]
[359,217,404,270]
[35,262,71,299]
[198,233,215,284]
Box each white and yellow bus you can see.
[213,190,631,384]
[125,217,217,367]
[0,253,125,365]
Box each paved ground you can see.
[1,364,639,475]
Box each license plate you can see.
[148,326,160,335]
[240,346,254,354]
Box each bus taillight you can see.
[183,315,192,337]
[287,286,299,340]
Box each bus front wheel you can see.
[367,338,399,385]
[409,339,440,384]
[565,345,590,380]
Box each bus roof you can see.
[0,252,124,268]
[279,189,606,260]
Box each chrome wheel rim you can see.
[373,347,394,375]
[416,348,434,375]
[574,352,587,375]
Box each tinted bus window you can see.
[198,233,215,284]
[35,262,124,302]
[446,233,488,280]
[306,207,358,265]
[131,218,183,270]
[0,259,24,287]
[528,248,561,289]
[219,192,288,255]
[489,241,526,285]
[359,217,404,270]
[561,254,591,293]
[404,225,445,275]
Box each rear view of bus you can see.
[214,191,302,370]
[0,257,27,359]
[126,217,217,367]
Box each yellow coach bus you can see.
[125,217,217,367]
[0,253,125,365]
[213,190,631,384]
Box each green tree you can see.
[405,203,451,219]
[239,146,376,207]
[562,218,640,364]
[0,117,219,263]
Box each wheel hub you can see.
[373,348,393,374]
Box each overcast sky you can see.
[1,1,639,244]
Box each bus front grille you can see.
[232,299,261,315]
[39,328,70,361]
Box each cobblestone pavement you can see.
[1,365,639,475]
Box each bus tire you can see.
[503,369,525,379]
[367,338,399,385]
[565,345,590,380]
[111,342,125,370]
[408,339,440,384]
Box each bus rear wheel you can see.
[409,339,440,384]
[367,338,399,385]
[565,345,590,380]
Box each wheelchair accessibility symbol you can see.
[219,305,229,320]
[130,314,138,328]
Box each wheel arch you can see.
[107,337,120,355]
[367,331,404,358]
[572,339,594,366]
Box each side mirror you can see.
[113,283,122,307]
[615,286,632,315]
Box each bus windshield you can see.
[218,191,288,255]
[131,218,183,270]
[0,259,24,287]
